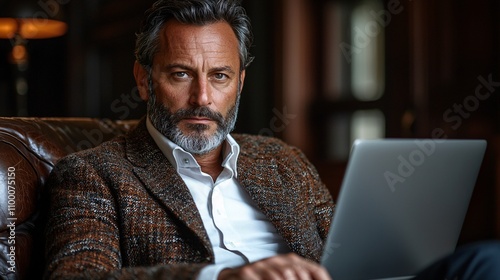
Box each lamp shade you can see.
[0,0,67,39]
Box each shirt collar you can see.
[146,116,240,177]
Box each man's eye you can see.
[174,72,188,78]
[214,73,228,80]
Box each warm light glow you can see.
[0,18,17,38]
[19,19,67,39]
[12,45,27,61]
[0,18,67,39]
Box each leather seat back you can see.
[0,117,137,280]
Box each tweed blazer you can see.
[44,119,335,280]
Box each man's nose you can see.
[189,78,211,106]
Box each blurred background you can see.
[0,0,499,244]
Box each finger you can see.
[288,256,330,280]
[266,254,327,280]
[241,260,285,280]
[294,267,312,280]
[282,269,298,280]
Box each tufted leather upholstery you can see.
[0,117,138,280]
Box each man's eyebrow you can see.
[165,64,236,74]
[211,66,236,75]
[165,63,193,71]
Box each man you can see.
[45,0,333,279]
[45,0,500,280]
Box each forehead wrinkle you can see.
[162,44,236,73]
[156,21,240,73]
[162,53,235,74]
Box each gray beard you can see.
[147,77,240,155]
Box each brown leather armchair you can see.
[0,117,138,280]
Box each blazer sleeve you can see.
[44,154,206,280]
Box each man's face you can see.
[135,20,245,155]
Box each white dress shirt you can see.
[146,118,290,280]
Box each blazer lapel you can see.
[124,120,212,256]
[236,154,316,259]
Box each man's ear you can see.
[239,69,246,92]
[134,61,150,101]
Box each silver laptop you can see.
[321,139,487,280]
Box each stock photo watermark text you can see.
[340,0,409,63]
[384,139,437,192]
[385,73,498,192]
[6,166,17,273]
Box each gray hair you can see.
[135,0,254,72]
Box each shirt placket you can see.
[211,184,247,255]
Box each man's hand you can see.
[218,253,332,280]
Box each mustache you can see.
[171,107,225,125]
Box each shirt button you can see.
[183,158,189,165]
